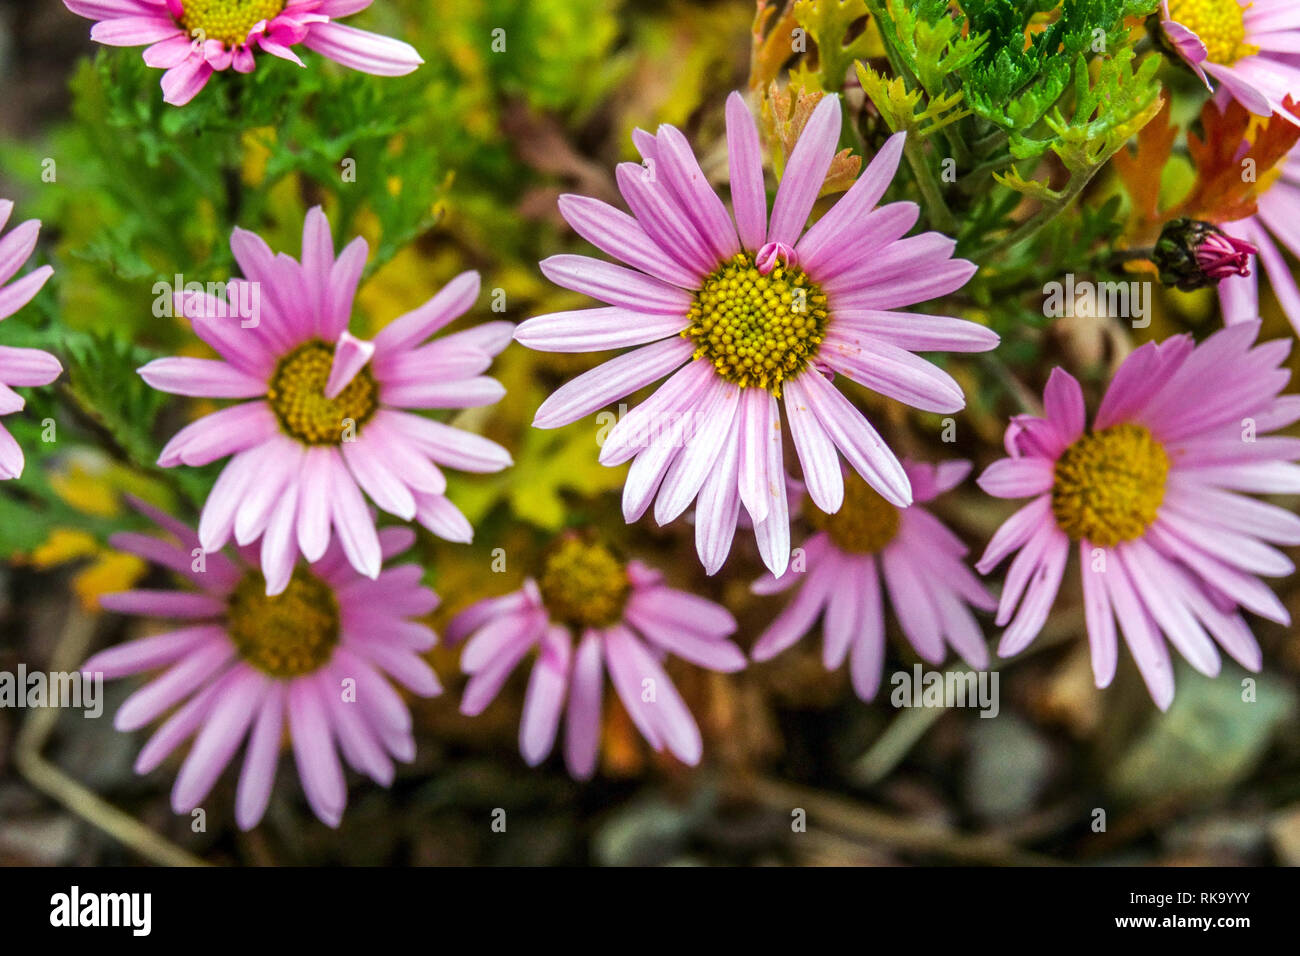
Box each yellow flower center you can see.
[808,472,901,555]
[226,568,340,677]
[1051,424,1170,547]
[537,537,630,630]
[1165,0,1258,65]
[267,340,378,446]
[178,0,285,46]
[683,252,828,396]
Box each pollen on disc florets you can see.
[1051,424,1170,547]
[808,472,901,555]
[684,252,828,396]
[178,0,286,46]
[226,567,341,677]
[537,536,630,631]
[267,340,378,446]
[1165,0,1257,65]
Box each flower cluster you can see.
[5,0,1298,840]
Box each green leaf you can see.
[61,331,168,471]
[1108,665,1296,803]
[794,0,878,90]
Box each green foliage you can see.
[872,0,985,98]
[1006,48,1163,167]
[856,63,970,141]
[60,332,168,472]
[848,0,1164,279]
[793,0,879,91]
[960,0,1138,129]
[483,0,625,114]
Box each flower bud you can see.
[1153,218,1256,291]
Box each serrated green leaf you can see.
[61,332,168,470]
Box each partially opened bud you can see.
[1154,217,1256,291]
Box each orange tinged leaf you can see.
[750,0,801,94]
[761,80,860,190]
[1113,93,1175,237]
[1182,95,1300,223]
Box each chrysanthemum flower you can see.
[0,200,61,480]
[446,535,745,778]
[976,322,1299,709]
[515,92,995,578]
[140,207,512,594]
[83,499,440,829]
[1219,144,1300,334]
[1160,0,1300,121]
[751,460,995,700]
[63,0,423,106]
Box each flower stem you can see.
[903,134,958,234]
[977,167,1096,262]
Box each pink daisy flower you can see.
[84,499,441,829]
[1160,0,1300,122]
[1219,143,1300,334]
[750,460,995,701]
[445,535,745,778]
[64,0,423,106]
[976,322,1300,709]
[514,91,996,579]
[0,200,61,480]
[139,207,512,595]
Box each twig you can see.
[751,777,1065,866]
[978,168,1095,262]
[852,706,946,785]
[850,628,1079,785]
[902,133,958,234]
[980,352,1042,415]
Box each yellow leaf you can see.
[48,456,122,519]
[29,529,100,569]
[77,553,148,612]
